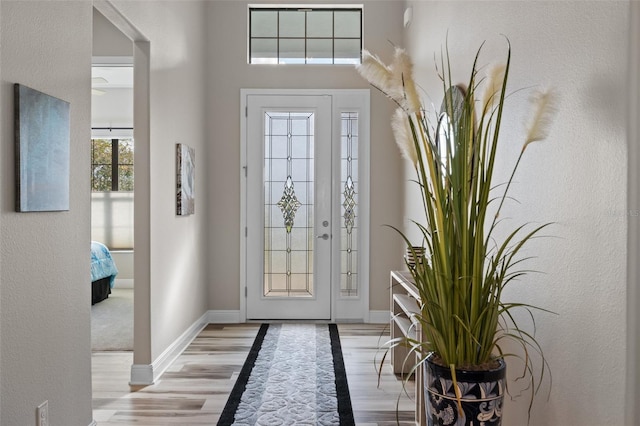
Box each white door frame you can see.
[240,89,370,323]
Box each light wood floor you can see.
[92,323,416,425]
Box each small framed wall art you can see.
[176,143,195,215]
[14,83,70,212]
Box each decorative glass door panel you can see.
[244,90,369,321]
[264,112,314,298]
[246,95,331,319]
[340,112,359,297]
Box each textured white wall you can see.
[626,3,640,423]
[206,0,406,313]
[93,7,132,57]
[0,1,94,425]
[404,1,629,425]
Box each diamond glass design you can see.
[264,111,314,298]
[341,112,359,297]
[277,176,302,233]
[343,176,356,234]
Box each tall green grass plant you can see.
[357,41,557,411]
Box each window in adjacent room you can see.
[91,137,134,191]
[90,134,134,249]
[249,6,362,65]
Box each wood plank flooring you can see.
[92,323,416,425]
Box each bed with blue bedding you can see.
[91,241,119,304]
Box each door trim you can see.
[240,89,370,323]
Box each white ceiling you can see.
[92,66,133,89]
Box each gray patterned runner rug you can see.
[218,323,355,426]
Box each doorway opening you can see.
[91,8,134,353]
[90,59,134,351]
[91,2,152,387]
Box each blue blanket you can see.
[91,241,118,288]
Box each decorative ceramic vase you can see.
[424,353,506,426]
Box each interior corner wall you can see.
[0,1,93,425]
[404,1,629,425]
[107,0,210,362]
[206,0,406,314]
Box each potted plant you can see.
[356,41,557,425]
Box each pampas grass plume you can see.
[391,48,421,113]
[524,88,559,150]
[481,63,506,113]
[356,50,392,94]
[391,108,418,165]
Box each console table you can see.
[390,270,427,426]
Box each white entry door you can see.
[242,90,370,322]
[246,95,332,320]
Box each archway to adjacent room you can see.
[92,0,152,385]
[91,9,134,352]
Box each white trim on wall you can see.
[368,310,390,324]
[129,364,154,386]
[207,310,242,323]
[129,312,209,385]
[114,278,134,289]
[127,304,386,386]
[206,309,386,324]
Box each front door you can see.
[246,94,332,320]
[243,90,370,322]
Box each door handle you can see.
[316,233,329,240]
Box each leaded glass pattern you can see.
[264,112,314,298]
[277,176,302,233]
[341,112,358,297]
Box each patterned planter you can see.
[424,353,506,426]
[404,246,425,270]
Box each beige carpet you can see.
[91,287,133,351]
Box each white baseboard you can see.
[130,364,154,385]
[368,310,390,324]
[114,278,134,289]
[205,309,387,324]
[129,311,209,385]
[207,310,242,323]
[335,318,366,323]
[88,421,97,426]
[127,309,388,386]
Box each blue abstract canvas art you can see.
[15,84,70,212]
[176,143,195,215]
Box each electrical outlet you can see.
[36,400,49,426]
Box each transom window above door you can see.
[249,6,362,65]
